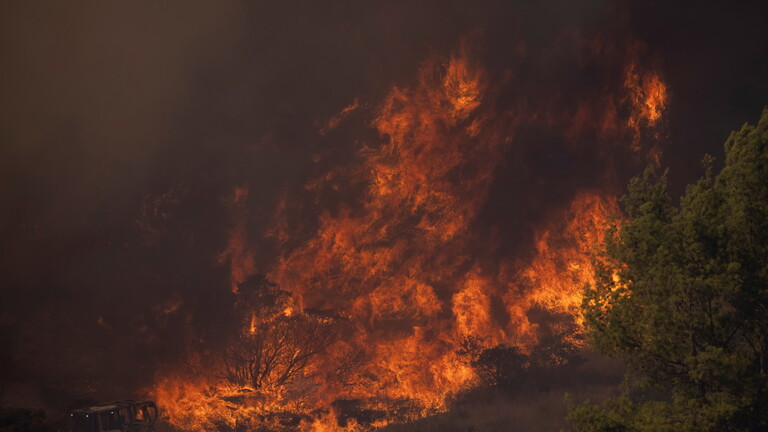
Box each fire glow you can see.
[150,33,665,431]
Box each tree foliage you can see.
[570,109,768,431]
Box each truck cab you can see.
[69,400,158,432]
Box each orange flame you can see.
[504,192,620,347]
[151,35,665,431]
[624,41,667,158]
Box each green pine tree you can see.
[569,108,768,432]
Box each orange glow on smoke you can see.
[150,36,665,431]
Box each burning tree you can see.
[149,277,357,431]
[224,276,350,402]
[224,313,341,393]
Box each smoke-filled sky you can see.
[1,0,767,414]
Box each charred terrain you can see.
[1,1,767,431]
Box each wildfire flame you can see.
[150,32,665,431]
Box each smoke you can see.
[0,0,767,426]
[0,0,244,410]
